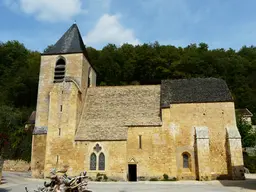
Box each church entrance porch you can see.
[128,164,137,181]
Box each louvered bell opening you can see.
[54,59,66,83]
[55,64,65,68]
[54,72,65,82]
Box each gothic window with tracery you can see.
[98,152,105,170]
[93,143,102,153]
[90,153,97,170]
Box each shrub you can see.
[244,153,256,173]
[95,173,108,181]
[170,177,177,181]
[161,174,177,181]
[103,174,108,181]
[138,176,146,181]
[109,178,117,182]
[149,177,158,181]
[163,174,169,181]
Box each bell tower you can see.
[31,24,97,178]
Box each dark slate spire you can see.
[42,24,89,58]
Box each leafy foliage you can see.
[88,42,256,123]
[243,152,256,173]
[236,116,256,148]
[0,41,39,161]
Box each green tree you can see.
[43,44,54,53]
[236,116,256,148]
[0,41,39,161]
[0,106,22,156]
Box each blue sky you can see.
[1,0,256,52]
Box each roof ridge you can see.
[88,84,160,89]
[161,77,224,82]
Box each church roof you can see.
[161,77,233,107]
[33,77,234,138]
[75,85,162,141]
[26,111,36,124]
[236,108,253,117]
[42,24,89,58]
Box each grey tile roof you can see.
[33,126,48,135]
[42,24,89,58]
[42,23,97,73]
[161,78,233,107]
[26,111,36,124]
[75,85,162,141]
[236,108,253,117]
[32,78,234,138]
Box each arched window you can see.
[182,153,189,168]
[54,58,66,82]
[90,153,97,170]
[98,152,105,170]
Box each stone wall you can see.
[51,101,241,181]
[43,55,99,178]
[0,156,3,184]
[83,141,127,180]
[32,53,92,178]
[43,140,127,180]
[127,126,176,179]
[88,65,97,87]
[44,82,81,177]
[31,135,46,178]
[126,102,242,180]
[195,127,211,180]
[226,127,245,180]
[3,160,30,172]
[33,53,86,133]
[163,102,242,180]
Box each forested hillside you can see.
[86,42,256,123]
[1,40,256,161]
[0,41,40,161]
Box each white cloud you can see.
[4,0,86,22]
[83,14,140,47]
[3,0,19,12]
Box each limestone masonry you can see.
[30,24,245,181]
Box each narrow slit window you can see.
[58,128,61,136]
[56,155,59,164]
[139,135,142,149]
[88,77,91,88]
[88,67,91,88]
[60,105,62,112]
[183,153,189,168]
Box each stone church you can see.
[30,23,245,181]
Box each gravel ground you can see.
[0,172,256,192]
